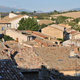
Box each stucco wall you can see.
[9,13,18,18]
[70,33,80,39]
[0,24,11,30]
[6,29,28,43]
[42,27,63,39]
[10,15,29,29]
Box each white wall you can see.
[9,13,18,18]
[10,15,29,29]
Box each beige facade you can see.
[6,29,28,43]
[70,32,80,39]
[10,15,29,29]
[41,24,64,39]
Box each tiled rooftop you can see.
[33,46,80,71]
[0,59,24,80]
[1,41,80,72]
[0,15,26,23]
[42,24,65,31]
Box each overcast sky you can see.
[0,0,80,12]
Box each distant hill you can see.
[0,6,30,12]
[71,8,80,11]
[51,11,80,19]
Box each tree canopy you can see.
[18,17,39,31]
[56,16,69,24]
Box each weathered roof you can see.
[33,46,80,71]
[0,59,24,80]
[3,41,48,69]
[42,24,65,31]
[14,47,48,69]
[0,15,26,23]
[0,42,11,59]
[3,41,80,72]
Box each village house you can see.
[26,30,61,47]
[69,30,80,40]
[63,39,80,47]
[6,29,34,43]
[41,24,69,40]
[0,12,30,30]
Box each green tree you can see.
[56,16,69,24]
[18,18,39,31]
[53,10,59,14]
[68,22,76,27]
[74,18,80,23]
[38,24,47,32]
[18,18,26,30]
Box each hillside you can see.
[71,8,80,11]
[51,11,80,19]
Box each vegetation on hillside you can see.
[51,16,70,24]
[21,10,80,20]
[21,10,60,20]
[56,16,69,24]
[68,18,80,31]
